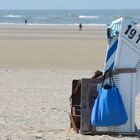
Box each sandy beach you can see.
[0,25,106,69]
[0,25,139,140]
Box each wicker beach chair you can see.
[96,17,140,135]
[70,17,140,136]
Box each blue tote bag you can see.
[91,71,128,126]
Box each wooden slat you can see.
[70,80,81,133]
[82,68,136,83]
[69,114,79,133]
[80,79,97,134]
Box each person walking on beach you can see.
[79,23,82,31]
[25,19,27,26]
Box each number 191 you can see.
[124,25,140,44]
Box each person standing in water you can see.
[79,23,82,31]
[25,19,27,26]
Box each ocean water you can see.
[0,9,140,25]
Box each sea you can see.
[0,9,140,25]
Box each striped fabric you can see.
[108,23,120,37]
[104,22,120,72]
[105,36,118,71]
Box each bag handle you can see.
[101,70,115,88]
[109,70,115,86]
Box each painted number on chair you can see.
[124,25,140,44]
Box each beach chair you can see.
[70,17,140,135]
[96,17,140,135]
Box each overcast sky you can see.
[0,0,140,10]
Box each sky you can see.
[0,0,140,10]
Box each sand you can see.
[0,25,106,69]
[0,24,139,140]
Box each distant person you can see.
[79,23,82,31]
[25,19,27,26]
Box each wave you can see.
[68,13,78,18]
[36,15,61,20]
[79,15,99,19]
[3,15,24,18]
[0,22,106,26]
